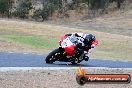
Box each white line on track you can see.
[3,51,44,56]
[0,67,132,72]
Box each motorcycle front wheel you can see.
[45,48,62,64]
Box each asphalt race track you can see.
[0,52,132,68]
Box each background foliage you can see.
[0,0,130,21]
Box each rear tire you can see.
[45,48,61,64]
[71,58,79,65]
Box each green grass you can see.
[0,35,59,50]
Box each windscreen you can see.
[68,35,78,44]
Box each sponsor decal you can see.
[76,67,131,85]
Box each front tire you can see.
[45,48,62,64]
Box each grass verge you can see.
[0,35,58,50]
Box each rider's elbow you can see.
[92,40,99,46]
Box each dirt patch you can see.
[0,68,131,88]
[61,10,132,36]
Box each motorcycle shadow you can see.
[53,62,98,67]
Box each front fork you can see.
[58,47,67,60]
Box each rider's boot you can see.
[83,55,89,61]
[83,51,89,61]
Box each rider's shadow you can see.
[54,61,98,67]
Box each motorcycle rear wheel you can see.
[70,58,79,64]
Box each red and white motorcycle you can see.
[45,34,87,64]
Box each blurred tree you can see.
[0,0,13,17]
[33,2,54,21]
[17,0,33,19]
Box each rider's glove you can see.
[65,33,72,36]
[74,33,80,37]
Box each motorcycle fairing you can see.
[64,45,76,56]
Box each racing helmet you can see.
[83,34,96,45]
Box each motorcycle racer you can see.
[46,32,98,64]
[65,32,98,61]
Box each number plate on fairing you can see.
[61,37,73,48]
